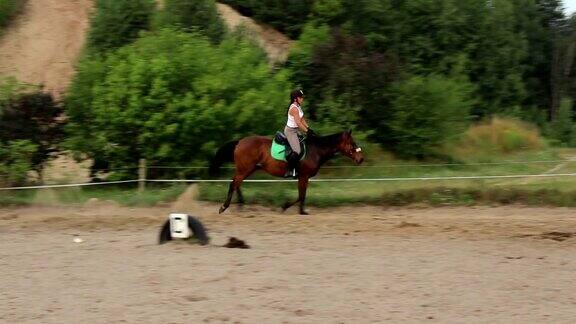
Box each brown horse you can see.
[209,130,365,215]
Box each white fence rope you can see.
[148,172,576,183]
[0,180,139,191]
[144,160,571,170]
[4,172,576,190]
[89,159,573,172]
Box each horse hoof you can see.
[299,211,309,216]
[219,206,227,214]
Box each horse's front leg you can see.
[281,177,310,215]
[297,177,310,215]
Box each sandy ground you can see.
[2,187,576,323]
[0,0,93,97]
[216,3,293,65]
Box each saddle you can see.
[271,132,306,161]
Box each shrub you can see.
[0,140,36,186]
[219,0,313,38]
[449,117,545,160]
[155,0,224,43]
[386,74,474,158]
[86,0,155,53]
[0,0,25,31]
[65,29,292,179]
[289,27,400,133]
[0,79,64,174]
[544,98,576,146]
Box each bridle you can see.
[343,141,362,157]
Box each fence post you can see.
[138,158,147,192]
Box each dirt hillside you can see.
[0,0,93,97]
[0,2,290,95]
[216,3,293,64]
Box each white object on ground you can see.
[169,213,191,239]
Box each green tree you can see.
[156,0,224,43]
[545,97,576,145]
[0,140,36,187]
[0,0,25,32]
[0,80,64,174]
[65,30,292,179]
[387,74,475,158]
[87,0,155,53]
[220,0,313,38]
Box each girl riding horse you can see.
[284,89,311,178]
[210,89,364,214]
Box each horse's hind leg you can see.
[219,179,237,214]
[219,169,254,214]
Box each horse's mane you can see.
[307,132,344,147]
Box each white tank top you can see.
[286,103,303,128]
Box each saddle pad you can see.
[271,140,287,161]
[271,139,306,162]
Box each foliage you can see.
[65,29,292,179]
[219,0,313,38]
[289,28,400,135]
[0,0,25,32]
[386,74,474,158]
[544,98,576,146]
[282,0,569,153]
[217,0,569,126]
[155,0,224,43]
[449,117,545,161]
[0,140,36,187]
[0,79,64,174]
[86,0,155,53]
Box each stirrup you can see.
[284,169,297,178]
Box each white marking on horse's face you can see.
[355,147,362,153]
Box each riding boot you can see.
[284,152,299,178]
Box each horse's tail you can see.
[209,140,239,176]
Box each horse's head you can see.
[338,130,364,164]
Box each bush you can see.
[0,79,64,174]
[87,0,155,53]
[65,29,292,179]
[219,0,313,38]
[0,140,36,187]
[155,0,224,43]
[0,0,25,31]
[289,27,400,131]
[544,98,576,146]
[386,74,474,158]
[449,117,545,160]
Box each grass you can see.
[4,153,576,208]
[197,143,576,208]
[197,178,576,208]
[4,118,576,208]
[0,183,187,207]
